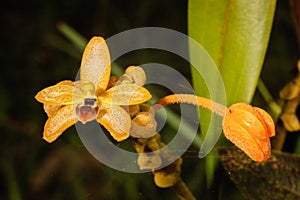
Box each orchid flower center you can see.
[75,81,99,124]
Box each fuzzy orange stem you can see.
[156,94,227,117]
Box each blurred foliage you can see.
[0,0,299,200]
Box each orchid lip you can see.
[75,98,99,124]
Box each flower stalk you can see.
[156,94,227,116]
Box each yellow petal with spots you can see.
[35,84,84,105]
[97,104,131,142]
[80,37,111,95]
[43,80,75,116]
[98,84,151,105]
[43,105,77,143]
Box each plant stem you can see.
[156,94,227,117]
[173,178,196,200]
[271,123,287,151]
[257,79,282,120]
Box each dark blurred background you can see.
[0,0,299,199]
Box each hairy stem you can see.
[156,94,227,117]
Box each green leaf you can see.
[188,0,276,105]
[217,146,300,200]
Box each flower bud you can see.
[222,103,275,162]
[124,66,146,86]
[130,112,157,138]
[153,158,182,188]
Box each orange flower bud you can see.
[130,112,157,138]
[222,103,275,162]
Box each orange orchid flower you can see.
[35,37,151,143]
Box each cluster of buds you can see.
[110,66,183,188]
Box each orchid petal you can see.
[255,107,276,137]
[43,105,77,143]
[80,37,111,94]
[43,104,63,117]
[97,104,131,142]
[35,84,84,105]
[98,84,151,105]
[42,81,75,116]
[56,80,74,86]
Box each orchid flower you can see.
[35,37,151,143]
